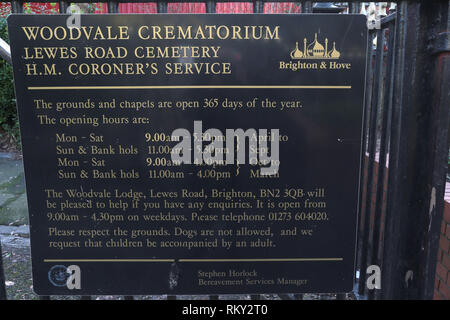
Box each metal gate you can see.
[0,0,449,300]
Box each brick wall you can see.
[434,197,450,299]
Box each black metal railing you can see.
[0,0,448,301]
[356,1,449,300]
[356,13,396,300]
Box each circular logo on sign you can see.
[48,265,69,287]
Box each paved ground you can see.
[0,153,28,226]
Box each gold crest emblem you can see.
[290,33,340,60]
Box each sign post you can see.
[8,14,367,295]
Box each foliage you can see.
[0,18,20,149]
[23,2,59,14]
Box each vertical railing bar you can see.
[59,1,69,14]
[11,1,23,13]
[302,1,313,13]
[205,0,216,13]
[108,0,119,13]
[158,0,168,13]
[357,28,385,296]
[253,0,264,13]
[348,2,360,14]
[355,30,375,286]
[368,20,397,301]
[380,1,408,300]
